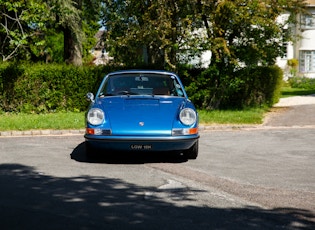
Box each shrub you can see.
[237,65,283,107]
[0,62,283,113]
[288,76,315,89]
[287,59,299,78]
[0,63,116,113]
[179,65,283,109]
[0,62,25,112]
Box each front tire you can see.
[184,140,198,159]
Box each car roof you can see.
[107,69,177,77]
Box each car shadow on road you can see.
[70,142,188,164]
[0,163,314,230]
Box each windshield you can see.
[99,73,185,97]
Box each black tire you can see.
[184,140,199,159]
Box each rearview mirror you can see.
[86,92,95,102]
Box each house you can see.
[296,0,315,78]
[278,0,315,78]
[91,30,113,65]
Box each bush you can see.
[0,63,116,113]
[236,65,283,107]
[179,65,283,109]
[0,62,283,113]
[0,63,25,112]
[288,76,315,89]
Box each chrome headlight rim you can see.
[87,108,105,126]
[179,108,197,126]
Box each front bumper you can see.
[84,134,199,152]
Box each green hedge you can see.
[181,65,283,109]
[0,63,116,113]
[0,63,282,113]
[236,65,283,108]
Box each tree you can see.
[0,0,50,61]
[47,0,83,65]
[190,0,307,108]
[196,0,307,68]
[101,0,306,71]
[0,0,101,65]
[101,0,197,70]
[81,0,102,62]
[47,0,102,65]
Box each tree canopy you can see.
[101,0,307,71]
[0,0,102,64]
[0,0,307,68]
[0,0,50,61]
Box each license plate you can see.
[130,144,152,150]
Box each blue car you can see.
[84,70,199,159]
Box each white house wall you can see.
[296,3,315,78]
[277,2,315,79]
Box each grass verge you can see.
[0,108,266,131]
[0,112,85,131]
[198,108,265,125]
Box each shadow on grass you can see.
[0,163,314,230]
[281,89,315,97]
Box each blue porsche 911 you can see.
[84,70,199,159]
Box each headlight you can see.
[87,108,104,125]
[179,108,197,126]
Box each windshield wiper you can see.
[116,90,139,96]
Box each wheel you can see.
[184,140,199,159]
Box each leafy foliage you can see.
[0,0,307,111]
[0,63,111,113]
[181,65,283,109]
[98,0,304,109]
[0,0,50,61]
[0,63,282,113]
[101,0,201,70]
[0,0,102,64]
[101,0,306,71]
[288,77,315,90]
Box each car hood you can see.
[99,96,186,136]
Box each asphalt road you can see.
[1,128,315,229]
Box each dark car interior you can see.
[100,74,184,97]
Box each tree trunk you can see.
[63,27,82,66]
[63,0,82,66]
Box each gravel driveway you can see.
[263,95,315,127]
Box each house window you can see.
[300,50,315,72]
[301,14,315,29]
[280,42,288,59]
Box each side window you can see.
[99,80,111,97]
[170,76,184,97]
[174,80,184,97]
